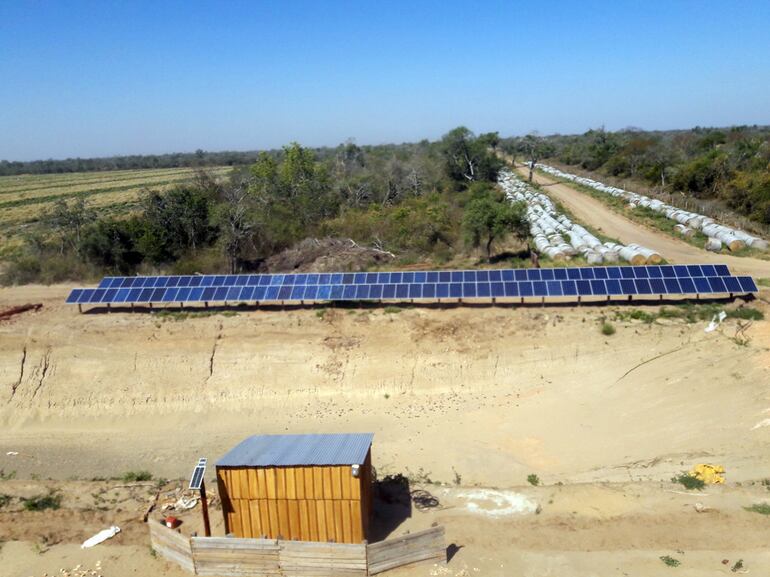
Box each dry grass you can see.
[0,166,231,253]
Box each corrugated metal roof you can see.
[216,433,374,467]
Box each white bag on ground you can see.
[81,525,121,548]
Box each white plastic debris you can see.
[455,489,539,517]
[704,311,727,332]
[175,496,199,510]
[81,525,121,548]
[6,451,19,456]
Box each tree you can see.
[80,218,144,273]
[463,194,528,260]
[477,131,500,151]
[138,186,213,263]
[45,197,95,256]
[215,178,256,273]
[441,126,502,184]
[520,133,554,183]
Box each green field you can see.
[0,166,231,256]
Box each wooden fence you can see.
[149,522,444,576]
[149,521,195,573]
[366,527,446,575]
[191,536,280,576]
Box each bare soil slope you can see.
[1,285,769,576]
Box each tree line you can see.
[503,125,770,226]
[0,149,274,176]
[4,128,528,284]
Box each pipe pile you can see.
[537,164,769,252]
[498,170,661,265]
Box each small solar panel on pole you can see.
[189,457,210,537]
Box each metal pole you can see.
[200,479,211,537]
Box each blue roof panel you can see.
[216,433,374,467]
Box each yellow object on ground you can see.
[690,464,725,484]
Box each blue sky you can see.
[1,0,769,161]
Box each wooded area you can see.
[3,128,524,285]
[502,125,770,227]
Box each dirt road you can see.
[515,165,770,278]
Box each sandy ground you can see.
[1,280,770,576]
[514,164,770,278]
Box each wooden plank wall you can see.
[217,463,368,543]
[191,536,280,576]
[366,526,447,575]
[148,521,195,574]
[280,541,367,577]
[148,523,445,577]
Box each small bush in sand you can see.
[0,494,11,508]
[121,470,153,482]
[671,472,705,490]
[659,555,681,567]
[744,503,770,515]
[22,492,62,511]
[527,474,540,486]
[384,306,402,314]
[601,322,616,336]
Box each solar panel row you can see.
[94,264,732,292]
[67,274,758,305]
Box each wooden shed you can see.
[215,433,373,544]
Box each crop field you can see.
[0,166,232,255]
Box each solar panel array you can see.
[66,264,757,307]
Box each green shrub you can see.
[660,555,681,567]
[384,306,402,314]
[527,474,540,486]
[601,322,616,336]
[0,494,11,508]
[744,503,770,515]
[671,472,705,490]
[22,492,62,511]
[121,470,153,482]
[727,307,764,321]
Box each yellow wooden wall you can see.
[216,457,371,544]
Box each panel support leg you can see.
[78,304,82,314]
[200,480,211,537]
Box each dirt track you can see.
[515,165,770,278]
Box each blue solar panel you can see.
[738,276,758,292]
[66,264,758,306]
[66,289,83,303]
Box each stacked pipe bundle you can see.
[498,170,661,265]
[537,163,769,252]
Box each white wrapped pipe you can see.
[537,163,768,253]
[627,243,663,264]
[618,246,647,265]
[705,238,722,252]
